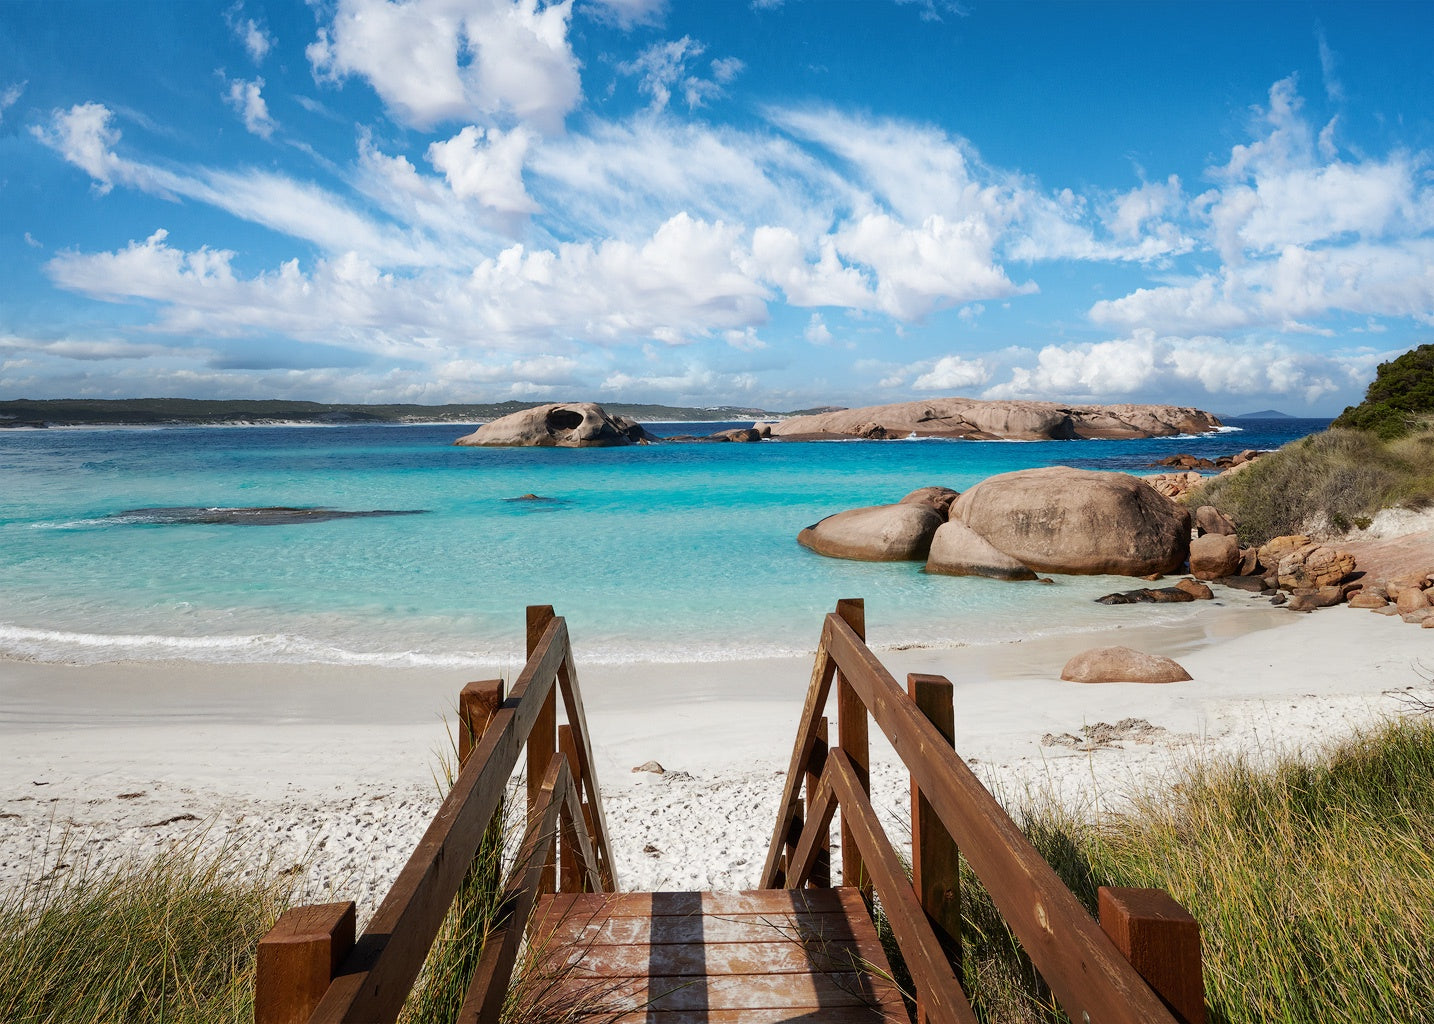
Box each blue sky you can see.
[2,1,1432,414]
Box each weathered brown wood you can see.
[458,679,504,765]
[455,755,569,1024]
[548,937,886,978]
[554,653,618,889]
[558,723,583,892]
[826,750,977,1024]
[535,887,872,945]
[557,756,603,894]
[786,766,839,890]
[611,1008,907,1024]
[255,902,356,1024]
[804,715,831,888]
[822,614,1179,1024]
[527,605,558,895]
[308,616,568,1023]
[533,887,907,1023]
[835,599,870,900]
[559,971,904,1012]
[1099,887,1206,1024]
[760,614,839,888]
[910,673,962,1024]
[460,678,508,918]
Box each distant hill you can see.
[1226,409,1294,419]
[0,398,783,428]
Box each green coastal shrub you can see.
[1332,343,1434,439]
[1186,422,1434,544]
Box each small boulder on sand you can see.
[1174,578,1214,600]
[1348,588,1389,609]
[1276,544,1357,590]
[1060,646,1193,684]
[1190,533,1241,580]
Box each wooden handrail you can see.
[796,749,978,1024]
[257,607,613,1024]
[764,601,1201,1024]
[456,752,597,1024]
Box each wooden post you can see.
[910,673,962,1023]
[255,901,356,1024]
[557,723,585,893]
[835,598,870,901]
[1098,886,1206,1024]
[526,605,558,893]
[459,679,505,765]
[461,679,507,902]
[804,716,831,888]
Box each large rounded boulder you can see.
[798,503,944,561]
[455,403,654,447]
[925,521,1037,580]
[951,467,1191,576]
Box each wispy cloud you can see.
[225,3,274,64]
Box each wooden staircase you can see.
[255,602,1206,1024]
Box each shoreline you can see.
[2,600,1427,905]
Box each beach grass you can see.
[0,832,292,1024]
[961,713,1434,1023]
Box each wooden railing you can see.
[762,599,1205,1024]
[254,606,616,1024]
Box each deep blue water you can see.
[0,418,1329,666]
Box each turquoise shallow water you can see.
[0,419,1327,666]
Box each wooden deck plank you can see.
[546,935,891,978]
[612,1010,909,1024]
[540,887,864,919]
[530,888,908,1023]
[535,911,866,947]
[550,971,902,1010]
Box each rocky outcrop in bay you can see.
[797,489,948,561]
[454,403,655,447]
[769,397,1220,441]
[798,468,1189,579]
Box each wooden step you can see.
[525,887,909,1023]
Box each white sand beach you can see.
[1,598,1428,917]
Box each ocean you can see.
[0,417,1329,668]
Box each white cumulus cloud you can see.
[427,125,539,215]
[308,0,581,134]
[912,354,990,391]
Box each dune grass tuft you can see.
[0,833,292,1024]
[959,714,1434,1023]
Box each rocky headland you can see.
[769,397,1220,441]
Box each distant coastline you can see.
[0,398,792,429]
